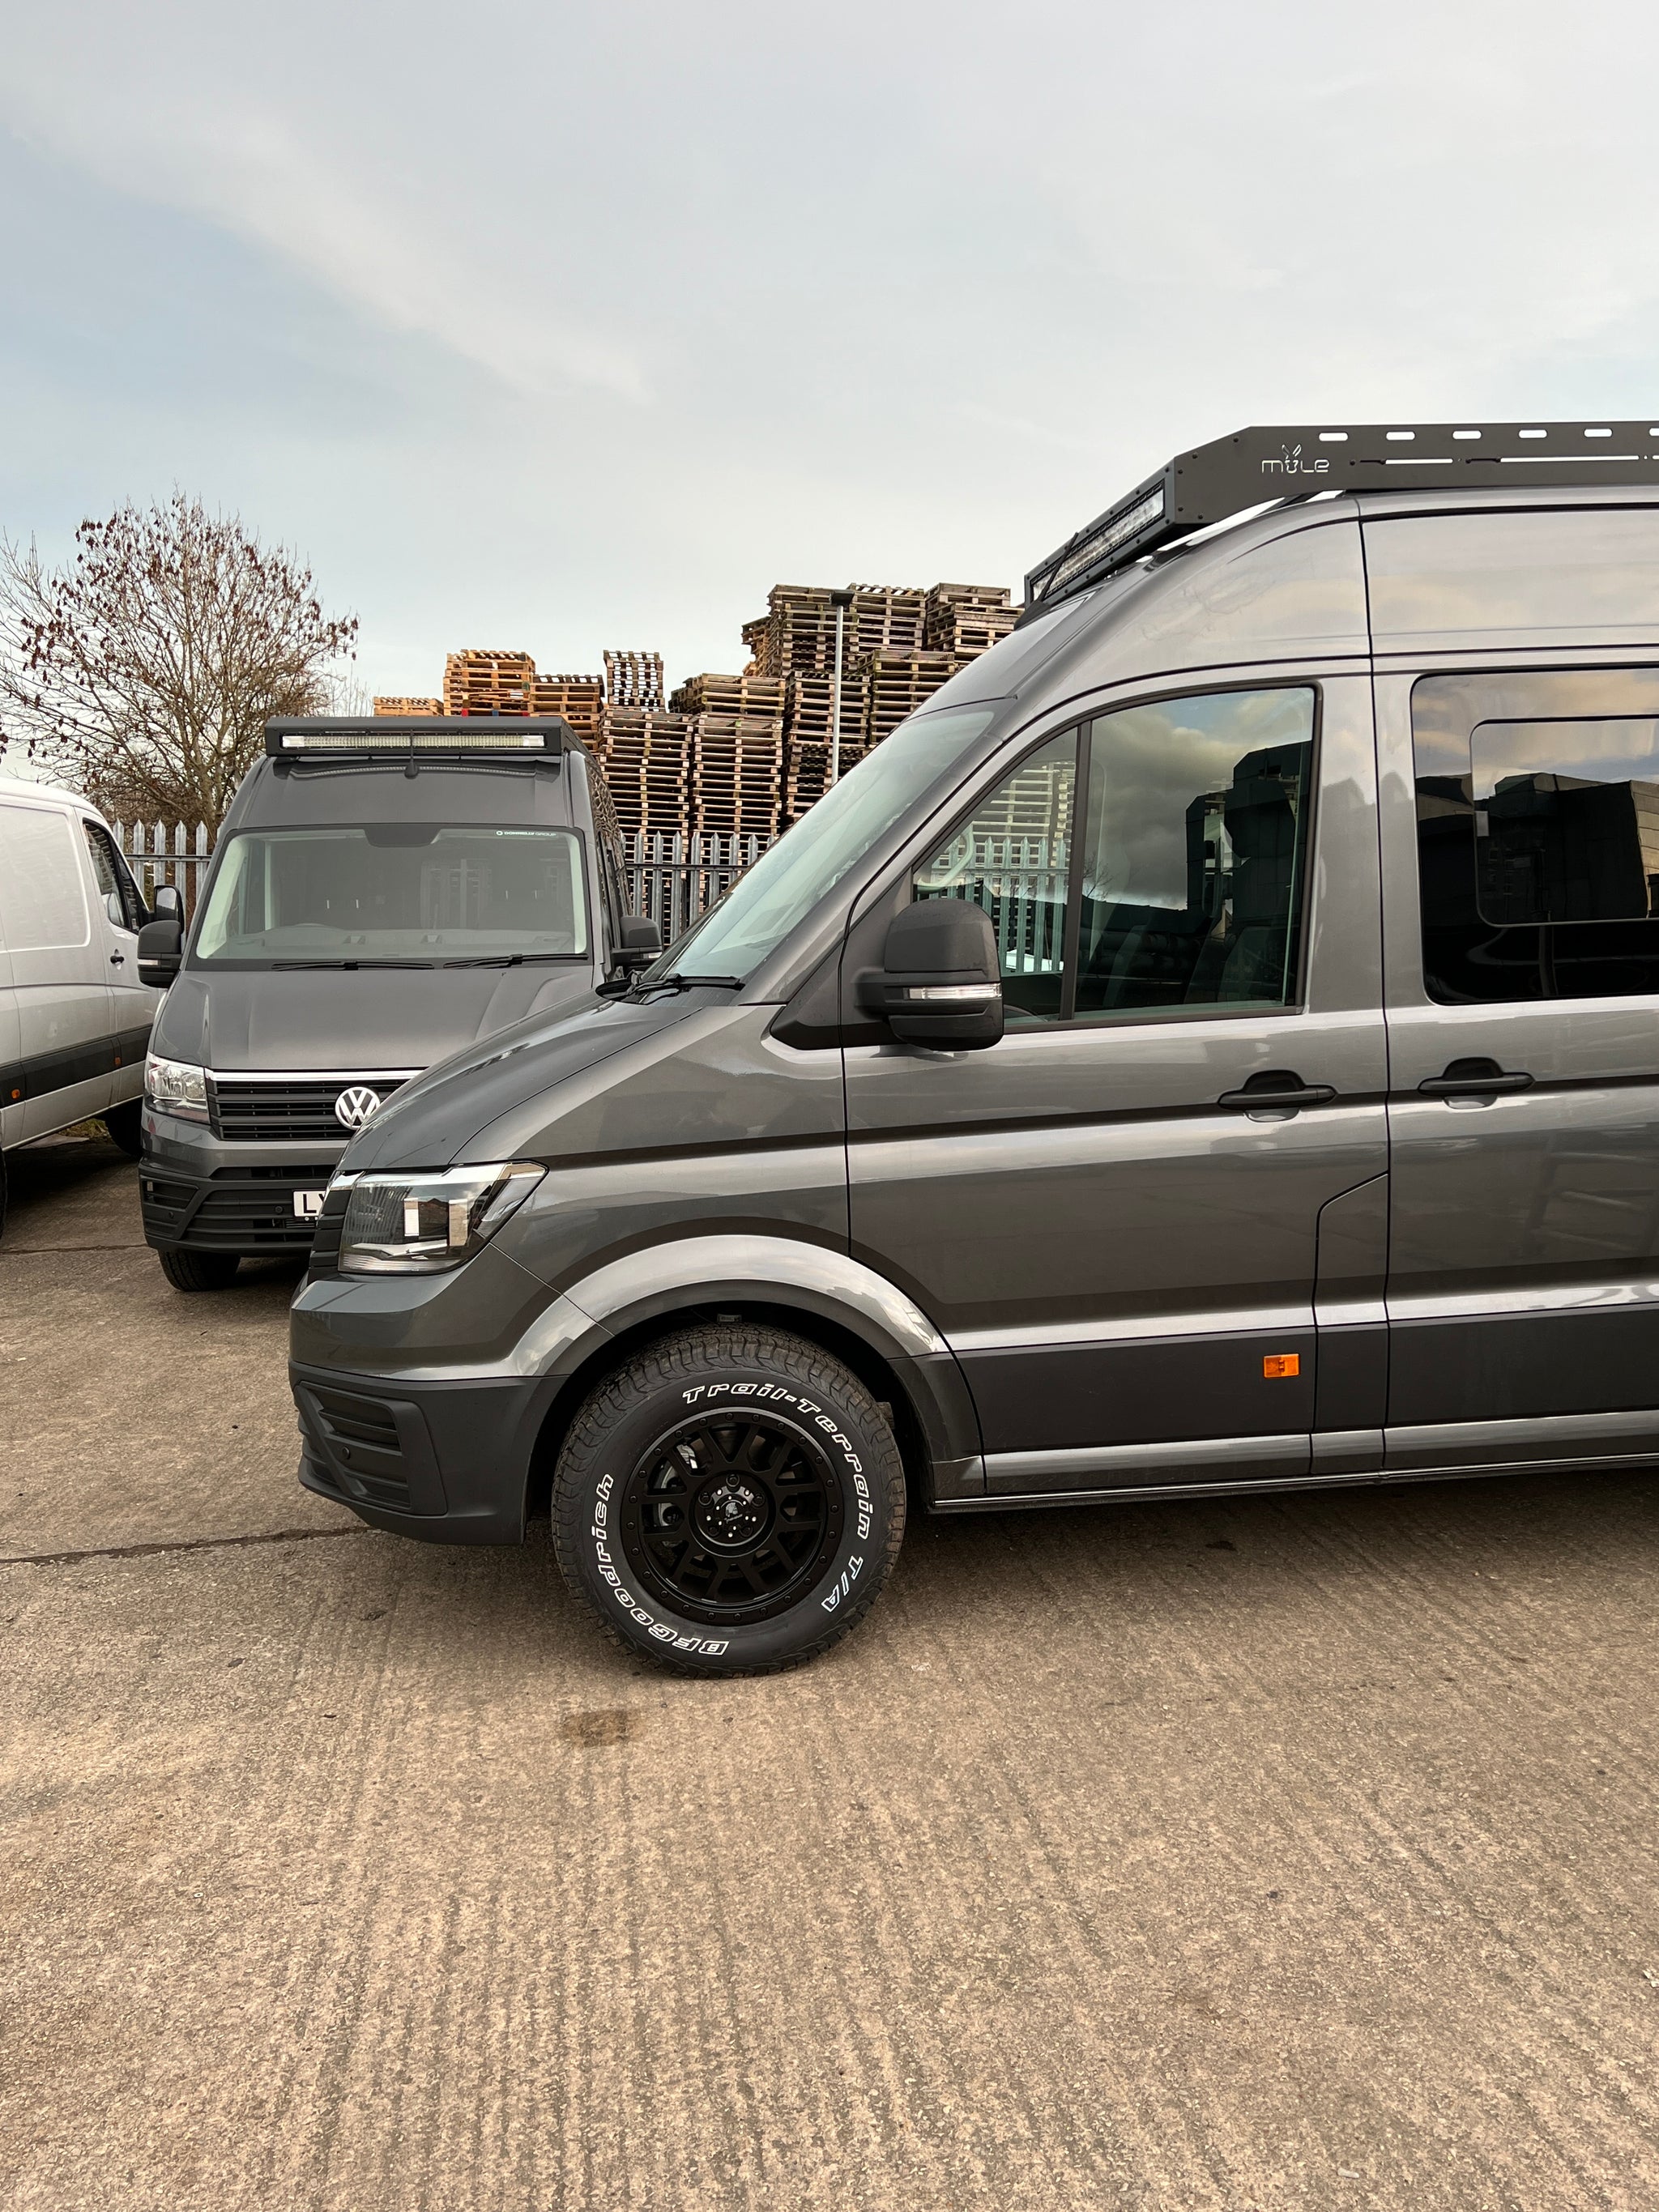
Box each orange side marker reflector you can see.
[1263,1353,1300,1379]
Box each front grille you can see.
[208,1072,415,1143]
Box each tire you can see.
[102,1101,144,1158]
[159,1247,241,1293]
[552,1323,906,1675]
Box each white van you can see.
[0,775,159,1234]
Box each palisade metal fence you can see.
[116,822,773,952]
[115,821,214,907]
[621,832,768,944]
[115,821,1073,978]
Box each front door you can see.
[1381,664,1659,1474]
[845,672,1388,1496]
[80,817,155,1095]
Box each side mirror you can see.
[861,900,1004,1051]
[136,917,183,989]
[151,884,184,924]
[615,914,663,971]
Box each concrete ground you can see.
[4,1140,1659,2211]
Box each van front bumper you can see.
[140,1110,345,1255]
[292,1362,549,1544]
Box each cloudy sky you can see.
[2,0,1654,701]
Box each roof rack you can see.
[1025,420,1659,612]
[265,715,571,758]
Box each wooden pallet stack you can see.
[850,586,927,661]
[740,587,843,680]
[594,709,692,837]
[603,650,667,712]
[531,673,604,739]
[781,673,865,825]
[670,673,787,719]
[690,718,785,838]
[442,650,536,715]
[670,676,787,837]
[859,650,960,746]
[923,583,1021,659]
[373,697,444,717]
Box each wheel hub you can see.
[620,1408,845,1626]
[693,1477,770,1549]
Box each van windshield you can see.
[658,706,1000,983]
[192,825,588,965]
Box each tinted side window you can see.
[911,731,1076,1022]
[1413,671,1659,1003]
[1074,689,1315,1018]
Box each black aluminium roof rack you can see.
[264,715,572,758]
[1024,420,1659,614]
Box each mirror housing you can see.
[151,884,183,923]
[862,901,1004,1051]
[136,917,183,989]
[615,914,663,971]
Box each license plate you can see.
[292,1189,325,1220]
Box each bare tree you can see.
[0,495,358,831]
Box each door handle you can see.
[109,953,125,966]
[1417,1057,1534,1098]
[1217,1070,1337,1111]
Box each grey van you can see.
[291,421,1659,1673]
[138,719,654,1290]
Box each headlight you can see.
[339,1161,544,1275]
[144,1052,209,1123]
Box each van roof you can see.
[1026,421,1659,612]
[0,773,97,812]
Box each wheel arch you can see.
[522,1235,984,1519]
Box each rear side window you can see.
[1413,669,1659,1002]
[0,803,91,953]
[911,686,1316,1024]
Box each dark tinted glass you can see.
[911,731,1076,1022]
[1073,689,1315,1017]
[1414,672,1659,1003]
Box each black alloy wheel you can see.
[552,1323,906,1674]
[621,1408,844,1626]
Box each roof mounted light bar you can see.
[265,716,571,757]
[1025,420,1659,612]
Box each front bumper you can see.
[140,1108,345,1255]
[292,1362,550,1543]
[142,1160,335,1255]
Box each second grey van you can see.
[139,718,654,1289]
[291,421,1659,1673]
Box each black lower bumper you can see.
[142,1161,330,1255]
[292,1362,550,1545]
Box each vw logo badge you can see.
[335,1085,382,1130]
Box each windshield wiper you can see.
[271,958,437,970]
[440,953,575,968]
[644,973,745,993]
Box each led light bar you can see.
[1025,420,1659,613]
[265,716,570,757]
